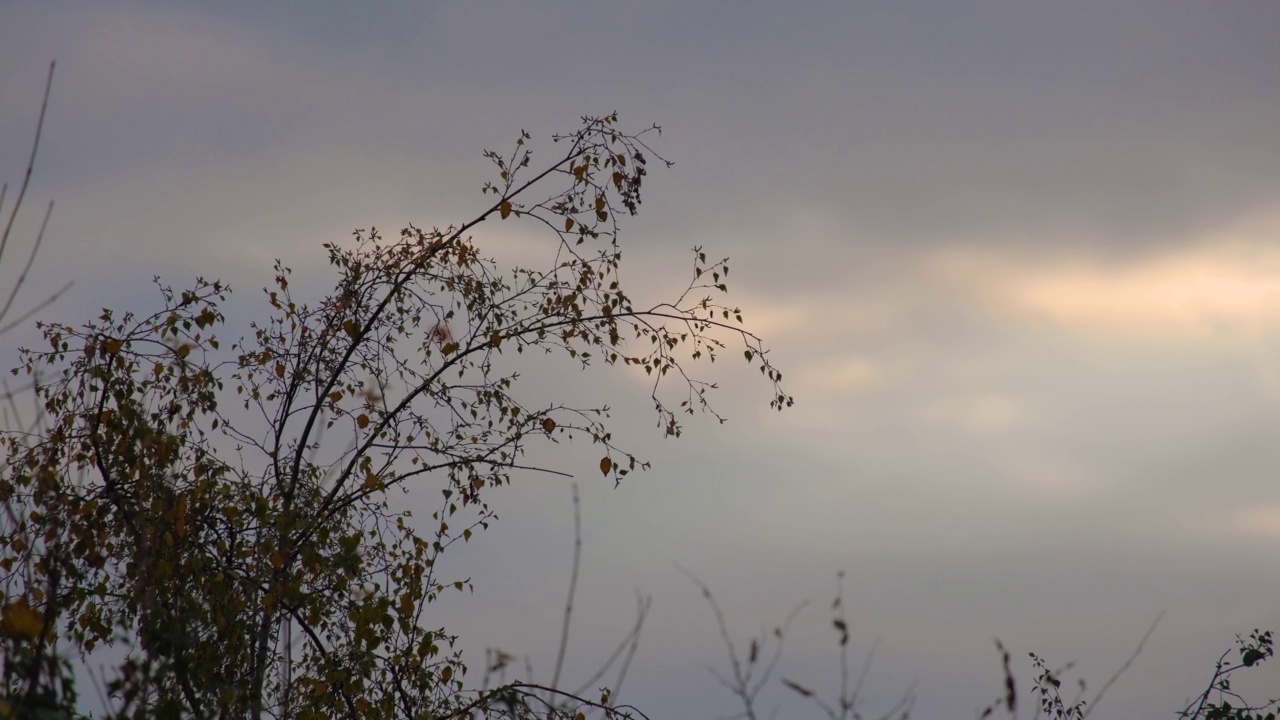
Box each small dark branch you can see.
[753,603,804,701]
[288,136,588,512]
[572,591,651,699]
[1178,629,1276,719]
[0,61,54,270]
[550,482,582,694]
[979,638,1017,720]
[610,591,650,703]
[849,639,880,719]
[679,564,803,720]
[446,681,654,720]
[1080,610,1162,719]
[1183,648,1234,719]
[0,280,72,337]
[0,199,55,325]
[0,60,68,339]
[20,544,60,713]
[170,652,206,720]
[881,682,916,720]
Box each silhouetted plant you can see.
[1,110,790,719]
[0,61,87,720]
[683,569,912,720]
[1179,629,1277,720]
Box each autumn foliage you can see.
[1,114,790,719]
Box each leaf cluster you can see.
[0,114,790,718]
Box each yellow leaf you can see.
[541,417,556,433]
[329,391,343,403]
[441,665,453,683]
[2,599,43,639]
[269,550,285,570]
[595,195,605,211]
[343,319,360,338]
[489,331,502,349]
[356,414,370,429]
[564,217,575,232]
[463,528,472,542]
[599,456,612,476]
[499,200,512,219]
[274,362,286,378]
[104,338,122,355]
[441,342,458,355]
[500,170,509,181]
[471,475,484,491]
[177,343,192,359]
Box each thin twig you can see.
[0,199,54,323]
[1081,610,1163,719]
[679,563,805,720]
[550,482,582,693]
[0,61,68,339]
[0,61,54,269]
[849,638,880,718]
[0,280,72,337]
[572,591,651,698]
[611,591,650,703]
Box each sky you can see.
[3,1,1280,717]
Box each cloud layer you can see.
[4,2,1280,717]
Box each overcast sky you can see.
[4,2,1280,718]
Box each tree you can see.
[1,61,85,720]
[1,61,73,435]
[0,113,791,719]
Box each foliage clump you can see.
[0,114,789,719]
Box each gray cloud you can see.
[4,1,1280,717]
